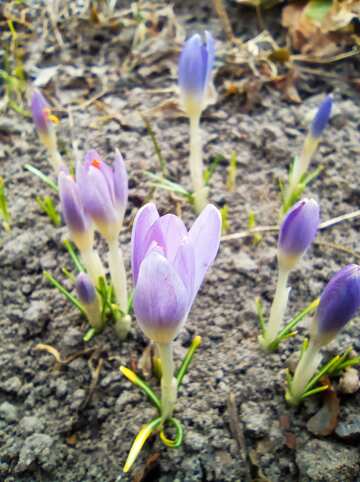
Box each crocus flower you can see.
[178,31,215,118]
[313,264,360,346]
[310,95,333,139]
[31,89,52,134]
[288,264,360,405]
[132,203,221,344]
[76,149,128,242]
[278,198,320,270]
[75,273,102,331]
[31,89,63,171]
[59,172,93,252]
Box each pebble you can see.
[0,401,18,423]
[16,433,56,472]
[19,415,45,434]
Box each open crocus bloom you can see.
[132,203,221,344]
[76,149,128,241]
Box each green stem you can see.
[157,342,177,422]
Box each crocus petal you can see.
[178,34,206,99]
[279,199,320,257]
[316,264,360,338]
[188,204,221,296]
[204,31,215,87]
[113,150,128,209]
[31,90,50,132]
[172,238,196,309]
[134,251,188,344]
[131,203,160,284]
[59,173,90,234]
[310,95,333,139]
[76,273,96,305]
[156,214,188,262]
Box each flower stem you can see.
[261,266,290,348]
[107,239,128,314]
[80,247,105,287]
[157,342,177,422]
[288,339,322,405]
[189,114,208,213]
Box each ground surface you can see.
[1,1,360,481]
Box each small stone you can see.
[62,327,83,348]
[241,401,270,438]
[19,416,45,434]
[55,378,68,399]
[16,433,56,473]
[24,300,49,336]
[233,252,257,272]
[0,402,18,423]
[184,431,206,451]
[335,414,360,442]
[296,439,360,481]
[70,389,86,411]
[339,367,360,394]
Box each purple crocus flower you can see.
[314,264,360,345]
[132,203,221,343]
[59,172,92,251]
[31,89,51,133]
[310,95,333,139]
[76,272,96,305]
[279,199,320,266]
[76,149,128,241]
[178,31,215,117]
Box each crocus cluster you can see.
[178,31,215,213]
[59,149,130,337]
[31,90,64,172]
[260,199,320,349]
[132,202,221,419]
[287,264,360,405]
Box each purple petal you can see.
[131,203,160,284]
[317,264,360,337]
[31,90,50,132]
[134,251,189,343]
[172,238,196,309]
[113,150,128,209]
[279,199,320,257]
[59,173,90,234]
[188,204,221,296]
[75,273,96,305]
[156,214,188,262]
[178,34,207,98]
[310,95,333,138]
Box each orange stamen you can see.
[91,159,101,169]
[43,107,60,124]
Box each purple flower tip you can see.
[76,273,96,305]
[178,31,215,101]
[316,264,360,338]
[279,198,320,258]
[59,172,90,234]
[131,203,221,343]
[310,95,333,138]
[31,89,50,133]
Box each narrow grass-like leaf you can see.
[44,271,85,315]
[24,164,58,192]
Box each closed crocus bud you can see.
[313,264,360,346]
[310,95,333,139]
[178,31,215,118]
[59,172,93,252]
[278,199,320,270]
[75,273,102,331]
[31,89,51,134]
[132,203,221,344]
[76,272,96,304]
[77,149,128,241]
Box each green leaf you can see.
[176,336,201,387]
[35,195,61,226]
[24,164,58,192]
[63,240,84,273]
[43,271,85,315]
[305,0,332,23]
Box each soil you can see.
[1,1,360,482]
